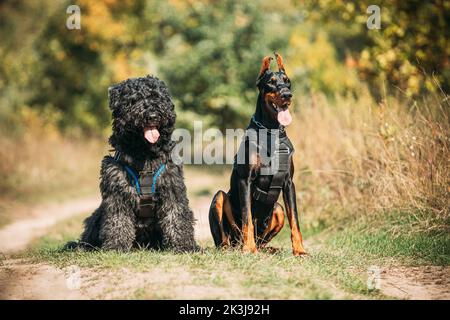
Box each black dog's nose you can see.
[147,113,160,125]
[281,92,292,99]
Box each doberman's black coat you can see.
[209,53,307,255]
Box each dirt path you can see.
[0,194,220,300]
[0,166,215,254]
[0,258,251,300]
[0,259,86,299]
[0,196,100,254]
[381,266,450,300]
[191,195,213,241]
[0,180,449,299]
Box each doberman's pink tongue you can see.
[144,127,160,144]
[277,109,292,126]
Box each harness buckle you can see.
[253,190,261,201]
[139,170,155,175]
[253,186,268,202]
[274,147,290,155]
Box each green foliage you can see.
[151,1,293,130]
[301,0,450,97]
[287,24,361,96]
[30,0,151,134]
[0,0,56,134]
[0,0,447,134]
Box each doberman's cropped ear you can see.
[274,52,286,74]
[257,56,273,81]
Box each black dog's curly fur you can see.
[77,75,197,252]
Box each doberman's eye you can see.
[283,75,289,82]
[270,77,277,84]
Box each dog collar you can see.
[250,115,286,135]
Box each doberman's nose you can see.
[281,91,292,99]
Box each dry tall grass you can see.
[0,108,107,203]
[291,88,449,232]
[1,90,448,234]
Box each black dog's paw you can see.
[187,241,202,253]
[63,240,80,251]
[172,242,201,253]
[63,240,98,251]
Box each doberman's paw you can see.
[243,245,258,254]
[293,249,308,257]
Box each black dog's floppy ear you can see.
[108,84,121,110]
[256,56,273,86]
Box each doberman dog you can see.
[209,52,307,256]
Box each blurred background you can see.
[0,0,448,245]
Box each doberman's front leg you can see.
[283,179,307,256]
[209,190,239,248]
[238,178,257,253]
[258,202,285,246]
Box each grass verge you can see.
[19,211,388,299]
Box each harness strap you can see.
[151,164,166,193]
[123,165,141,194]
[252,138,292,204]
[138,163,166,195]
[114,151,166,195]
[252,167,288,204]
[113,151,167,219]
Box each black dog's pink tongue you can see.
[144,127,160,144]
[277,109,292,126]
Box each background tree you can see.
[0,0,447,135]
[300,0,450,98]
[151,0,298,130]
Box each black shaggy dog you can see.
[76,75,197,252]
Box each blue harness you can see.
[114,151,166,219]
[123,162,166,195]
[114,151,166,195]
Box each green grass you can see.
[26,244,374,299]
[21,212,381,299]
[16,203,448,299]
[329,229,450,266]
[323,210,450,266]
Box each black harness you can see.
[235,116,294,205]
[114,151,166,219]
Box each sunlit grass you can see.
[292,91,449,229]
[21,211,392,299]
[2,88,448,299]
